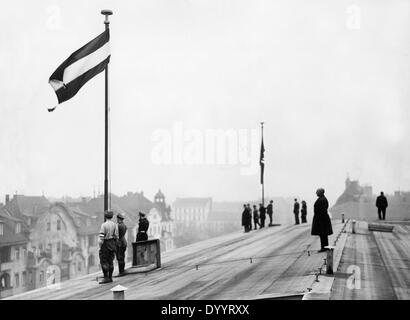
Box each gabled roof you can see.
[4,195,50,218]
[0,209,29,247]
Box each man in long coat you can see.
[293,199,300,225]
[375,192,388,220]
[311,188,333,252]
[267,200,273,226]
[241,204,250,233]
[301,200,307,223]
[259,204,266,228]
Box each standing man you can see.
[311,188,333,252]
[116,212,128,277]
[136,211,149,241]
[293,199,300,225]
[267,200,274,226]
[376,192,388,220]
[247,204,253,230]
[98,210,119,284]
[252,205,260,230]
[259,203,266,228]
[301,200,307,223]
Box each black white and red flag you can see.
[48,29,110,111]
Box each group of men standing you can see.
[98,210,150,284]
[241,200,274,232]
[293,199,308,224]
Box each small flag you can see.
[260,136,265,184]
[48,29,110,111]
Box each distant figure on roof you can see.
[242,204,251,233]
[252,205,260,230]
[293,199,300,225]
[246,204,253,230]
[116,212,127,277]
[376,192,388,220]
[98,210,119,284]
[311,188,333,253]
[136,211,149,241]
[301,200,307,223]
[267,200,273,226]
[259,203,266,228]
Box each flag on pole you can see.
[48,29,110,111]
[260,137,265,184]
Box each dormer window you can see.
[15,223,21,234]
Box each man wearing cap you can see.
[98,210,119,284]
[136,211,149,241]
[116,212,128,276]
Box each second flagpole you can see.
[101,9,112,219]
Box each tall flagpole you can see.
[101,9,112,219]
[261,122,265,207]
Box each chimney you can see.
[5,194,10,204]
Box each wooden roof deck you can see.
[330,220,410,300]
[6,220,347,300]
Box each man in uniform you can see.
[376,191,388,220]
[98,210,119,284]
[267,200,274,226]
[259,203,266,228]
[293,198,300,225]
[301,200,307,223]
[252,204,260,230]
[116,212,127,276]
[136,211,149,241]
[241,204,249,233]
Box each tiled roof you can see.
[4,195,50,218]
[0,209,29,246]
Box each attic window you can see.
[15,223,21,234]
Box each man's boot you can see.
[108,267,114,282]
[99,269,111,284]
[119,261,126,276]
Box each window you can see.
[39,271,44,284]
[15,248,20,261]
[0,223,3,235]
[78,262,82,272]
[0,273,11,289]
[15,223,21,234]
[57,220,61,231]
[15,273,19,288]
[47,222,51,231]
[0,246,11,262]
[28,271,33,285]
[22,271,27,286]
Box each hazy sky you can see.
[1,0,409,207]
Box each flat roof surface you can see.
[6,221,347,300]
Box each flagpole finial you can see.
[101,9,113,24]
